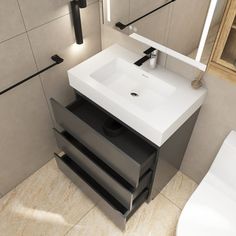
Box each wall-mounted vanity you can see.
[51,44,206,228]
[102,0,228,71]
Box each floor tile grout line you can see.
[64,204,97,236]
[160,193,182,211]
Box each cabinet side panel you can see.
[148,109,200,201]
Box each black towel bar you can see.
[0,55,64,96]
[115,0,176,30]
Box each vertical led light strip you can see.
[195,0,218,62]
[106,0,111,22]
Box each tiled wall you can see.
[0,0,101,195]
[101,22,236,184]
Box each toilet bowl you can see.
[177,131,236,236]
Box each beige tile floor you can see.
[0,159,197,236]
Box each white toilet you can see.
[177,131,236,236]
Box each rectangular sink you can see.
[90,58,176,112]
[68,44,206,146]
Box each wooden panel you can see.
[210,0,236,76]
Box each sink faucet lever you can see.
[143,47,156,55]
[134,47,158,67]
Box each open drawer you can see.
[51,95,156,188]
[53,129,152,210]
[55,153,149,225]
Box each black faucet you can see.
[134,47,157,66]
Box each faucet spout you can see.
[134,55,151,66]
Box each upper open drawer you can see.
[51,95,156,188]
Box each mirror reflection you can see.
[102,0,228,66]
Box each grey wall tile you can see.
[0,34,37,92]
[0,78,56,195]
[0,0,25,43]
[181,73,236,183]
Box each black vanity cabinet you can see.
[51,92,199,227]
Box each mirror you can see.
[102,0,228,71]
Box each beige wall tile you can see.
[162,171,197,209]
[80,2,101,37]
[28,14,74,70]
[18,0,99,30]
[40,33,102,109]
[167,0,210,55]
[0,34,37,92]
[66,194,181,236]
[101,25,167,67]
[129,0,167,20]
[18,0,70,30]
[28,2,101,70]
[131,6,170,47]
[103,0,130,26]
[28,2,101,107]
[0,78,56,195]
[0,0,25,43]
[0,159,96,236]
[181,72,236,183]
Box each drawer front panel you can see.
[55,153,148,225]
[54,129,152,210]
[51,98,142,187]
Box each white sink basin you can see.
[90,58,175,112]
[68,44,206,146]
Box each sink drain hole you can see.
[130,92,139,97]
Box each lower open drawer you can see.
[55,153,148,224]
[54,128,152,210]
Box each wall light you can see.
[196,0,218,62]
[70,0,87,44]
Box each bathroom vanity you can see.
[51,45,206,227]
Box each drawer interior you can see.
[56,153,148,216]
[59,130,135,192]
[67,95,156,169]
